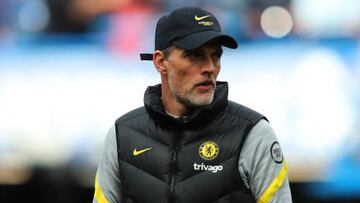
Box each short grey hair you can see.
[161,46,175,59]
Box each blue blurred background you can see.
[0,0,359,202]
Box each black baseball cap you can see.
[140,7,238,61]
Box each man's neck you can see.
[161,94,188,117]
[161,83,189,117]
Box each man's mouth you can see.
[196,80,215,91]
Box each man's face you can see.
[164,41,223,107]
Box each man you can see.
[93,7,292,203]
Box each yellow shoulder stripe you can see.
[258,161,288,203]
[94,175,110,203]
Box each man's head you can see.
[141,7,238,115]
[155,39,223,109]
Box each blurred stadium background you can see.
[0,0,359,202]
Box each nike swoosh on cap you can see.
[194,15,211,21]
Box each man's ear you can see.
[153,50,167,75]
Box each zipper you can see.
[169,125,181,202]
[169,149,177,194]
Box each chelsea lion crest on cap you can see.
[199,141,219,160]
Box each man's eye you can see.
[213,53,221,58]
[192,51,202,57]
[186,50,202,58]
[212,52,222,60]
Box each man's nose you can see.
[201,55,218,74]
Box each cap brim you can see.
[172,30,238,50]
[140,53,153,61]
[140,31,238,61]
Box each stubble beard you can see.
[167,74,216,108]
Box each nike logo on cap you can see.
[194,15,211,21]
[133,147,152,156]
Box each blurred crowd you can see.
[2,0,360,53]
[1,0,294,53]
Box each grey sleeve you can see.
[238,119,293,203]
[93,126,121,203]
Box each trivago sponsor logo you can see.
[193,163,223,173]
